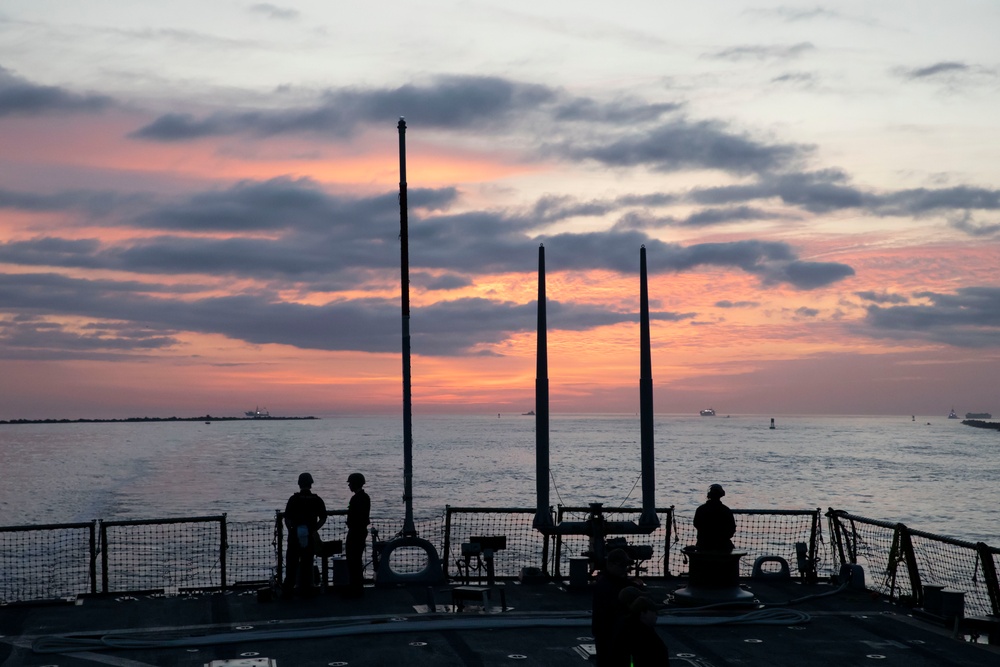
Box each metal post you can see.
[541,526,551,576]
[220,514,228,591]
[976,542,1000,616]
[89,520,97,595]
[275,510,284,585]
[533,244,554,531]
[897,523,923,603]
[663,506,675,576]
[100,522,109,594]
[443,505,453,577]
[371,120,446,586]
[398,117,416,537]
[638,246,659,529]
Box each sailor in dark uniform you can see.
[283,472,327,596]
[693,483,735,551]
[345,472,371,597]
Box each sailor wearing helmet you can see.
[345,472,371,597]
[693,484,736,551]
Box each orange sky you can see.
[1,3,999,420]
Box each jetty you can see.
[962,419,1000,430]
[0,415,317,425]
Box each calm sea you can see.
[1,414,996,545]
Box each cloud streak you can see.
[862,287,1000,348]
[0,176,854,290]
[131,76,564,140]
[0,66,113,117]
[0,272,689,358]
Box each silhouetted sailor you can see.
[282,472,327,597]
[693,483,735,551]
[617,596,671,666]
[345,472,371,597]
[592,549,634,667]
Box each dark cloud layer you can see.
[131,75,685,143]
[691,170,866,212]
[0,177,853,289]
[689,170,1000,222]
[132,76,561,140]
[0,66,113,117]
[551,119,808,175]
[131,75,811,177]
[0,170,859,359]
[862,287,1000,348]
[0,273,688,359]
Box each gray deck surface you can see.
[2,578,999,666]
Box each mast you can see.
[638,245,660,528]
[533,244,553,530]
[398,117,415,536]
[373,118,445,586]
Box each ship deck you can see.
[2,577,999,666]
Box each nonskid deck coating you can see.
[2,578,998,666]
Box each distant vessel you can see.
[522,410,535,416]
[948,408,958,419]
[245,406,270,419]
[965,412,992,419]
[700,408,716,417]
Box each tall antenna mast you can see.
[638,245,659,528]
[533,244,553,530]
[374,118,445,586]
[398,117,415,537]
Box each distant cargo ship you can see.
[965,412,992,419]
[699,408,716,417]
[245,406,270,419]
[948,408,958,419]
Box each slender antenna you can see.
[533,244,553,530]
[398,117,415,536]
[638,245,659,528]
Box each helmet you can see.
[707,483,725,499]
[298,472,314,487]
[347,472,366,486]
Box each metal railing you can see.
[2,506,996,609]
[443,506,547,578]
[827,509,1000,617]
[551,506,824,579]
[99,515,227,593]
[0,521,97,601]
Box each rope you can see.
[549,471,564,506]
[615,475,642,510]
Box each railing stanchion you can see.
[977,542,1000,616]
[100,521,109,594]
[220,514,228,591]
[443,506,453,578]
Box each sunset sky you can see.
[1,1,998,419]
